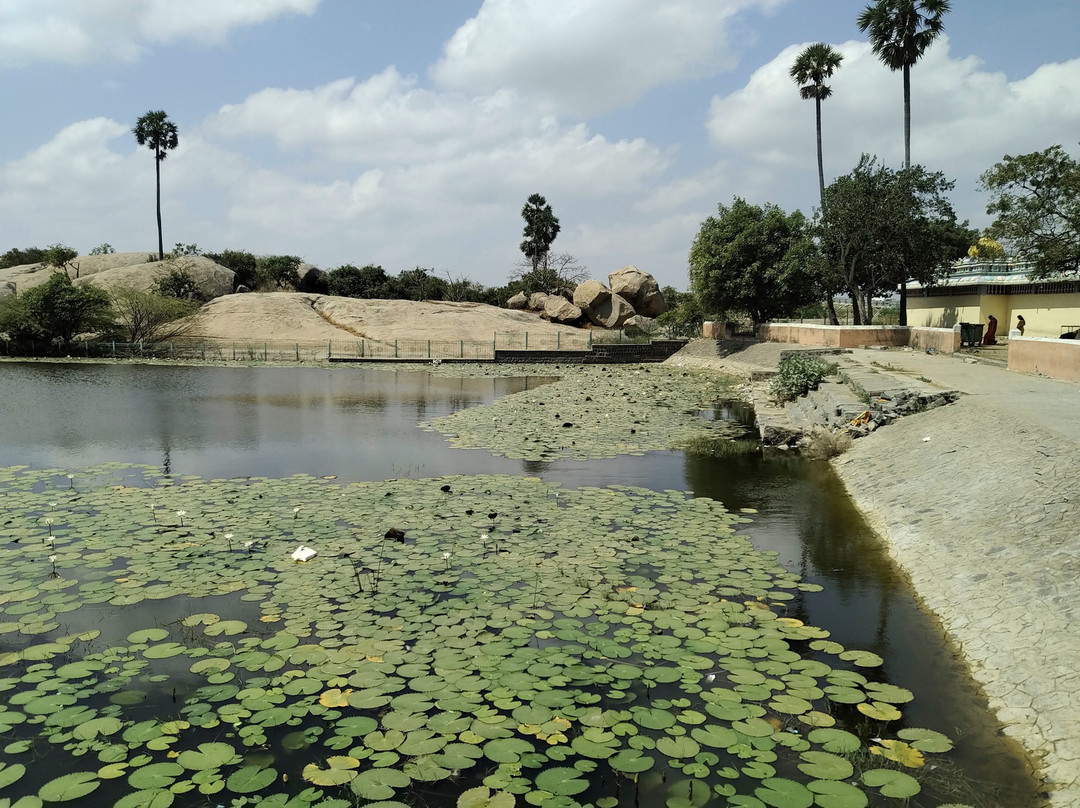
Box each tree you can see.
[328,264,389,298]
[980,144,1080,278]
[205,249,257,289]
[689,198,821,329]
[2,272,114,343]
[256,255,302,290]
[790,43,844,205]
[42,243,79,275]
[110,288,197,343]
[858,0,950,325]
[509,251,587,295]
[790,42,845,326]
[133,110,180,261]
[386,267,447,301]
[857,0,950,172]
[519,194,561,273]
[89,243,115,255]
[818,155,972,324]
[0,246,45,269]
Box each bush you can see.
[205,249,257,289]
[0,272,113,343]
[155,262,210,302]
[0,246,45,269]
[257,255,302,290]
[770,354,835,402]
[109,288,197,343]
[89,243,116,255]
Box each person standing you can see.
[983,314,998,345]
[1016,315,1026,336]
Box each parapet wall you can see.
[758,323,910,349]
[753,323,961,354]
[495,340,688,364]
[1008,335,1080,382]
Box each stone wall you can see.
[1007,333,1080,382]
[495,340,687,364]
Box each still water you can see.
[0,361,1039,806]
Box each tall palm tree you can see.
[133,110,180,261]
[791,43,844,326]
[857,0,949,326]
[857,0,951,171]
[790,43,844,207]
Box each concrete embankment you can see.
[669,340,1080,806]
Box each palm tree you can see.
[791,43,844,326]
[790,43,844,207]
[857,0,949,326]
[857,0,951,171]
[133,110,180,261]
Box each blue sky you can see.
[2,0,1079,290]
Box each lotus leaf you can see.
[897,727,954,753]
[37,772,100,802]
[112,790,176,808]
[796,751,853,780]
[225,766,277,794]
[457,786,516,808]
[869,739,925,767]
[806,729,860,754]
[856,701,901,722]
[861,768,921,798]
[806,780,869,808]
[533,767,588,796]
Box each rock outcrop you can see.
[542,297,584,324]
[622,315,656,336]
[608,265,668,317]
[527,292,551,311]
[507,292,528,310]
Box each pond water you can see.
[0,361,1039,807]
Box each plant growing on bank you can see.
[109,288,197,343]
[0,272,114,343]
[770,353,836,402]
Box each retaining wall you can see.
[495,340,687,364]
[1008,334,1080,382]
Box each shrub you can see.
[257,255,302,290]
[109,288,197,343]
[770,353,835,402]
[1,272,113,343]
[89,243,116,255]
[205,249,257,289]
[155,262,210,302]
[0,246,45,269]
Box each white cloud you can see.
[0,0,321,67]
[704,36,1080,223]
[431,0,788,118]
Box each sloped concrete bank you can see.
[668,341,1080,805]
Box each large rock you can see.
[528,292,551,311]
[608,265,668,317]
[0,281,14,299]
[72,256,236,299]
[622,314,657,336]
[572,279,610,312]
[507,292,528,310]
[590,293,635,329]
[297,264,329,294]
[542,297,584,325]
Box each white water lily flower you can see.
[44,518,54,526]
[224,533,234,540]
[176,510,186,517]
[442,552,452,560]
[48,555,57,563]
[291,545,317,562]
[243,541,254,549]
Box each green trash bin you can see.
[959,322,984,347]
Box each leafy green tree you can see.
[109,288,197,343]
[89,243,115,255]
[520,194,561,273]
[328,264,389,298]
[1,272,113,343]
[42,244,79,274]
[689,198,821,329]
[510,252,586,295]
[857,0,950,171]
[257,255,302,290]
[385,267,447,301]
[154,262,210,302]
[790,43,844,205]
[0,246,45,269]
[980,144,1080,278]
[818,155,972,323]
[133,110,180,261]
[205,249,258,289]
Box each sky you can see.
[2,0,1079,291]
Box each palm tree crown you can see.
[857,0,950,73]
[133,110,179,162]
[789,42,844,103]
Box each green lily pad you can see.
[861,769,920,798]
[38,772,100,802]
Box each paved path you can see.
[671,342,1080,806]
[833,349,1078,807]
